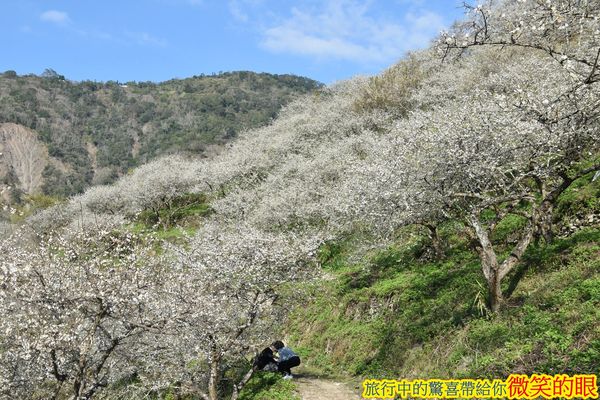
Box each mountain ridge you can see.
[0,70,322,199]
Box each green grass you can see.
[136,193,213,229]
[126,192,213,244]
[556,168,600,219]
[7,193,63,223]
[288,172,600,380]
[288,233,485,378]
[238,373,300,400]
[287,218,600,380]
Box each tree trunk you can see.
[469,214,506,312]
[537,200,554,244]
[477,242,503,313]
[425,224,445,259]
[470,212,536,313]
[230,367,255,400]
[488,268,503,313]
[73,372,84,400]
[208,347,220,400]
[468,168,598,312]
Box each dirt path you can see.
[294,375,363,400]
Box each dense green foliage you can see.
[0,70,321,196]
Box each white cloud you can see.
[258,0,446,64]
[262,26,367,60]
[40,10,71,25]
[227,0,265,22]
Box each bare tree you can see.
[0,123,48,194]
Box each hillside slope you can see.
[287,182,599,380]
[1,1,598,399]
[0,70,321,197]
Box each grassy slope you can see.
[286,175,600,381]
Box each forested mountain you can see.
[0,1,598,400]
[0,70,321,197]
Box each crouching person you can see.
[253,347,278,372]
[271,340,301,379]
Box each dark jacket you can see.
[253,347,277,370]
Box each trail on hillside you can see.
[295,375,362,400]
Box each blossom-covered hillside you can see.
[1,1,598,399]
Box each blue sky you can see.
[1,0,466,84]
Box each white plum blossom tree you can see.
[440,0,600,85]
[0,224,170,400]
[1,218,320,400]
[2,4,598,400]
[427,1,600,311]
[144,221,319,400]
